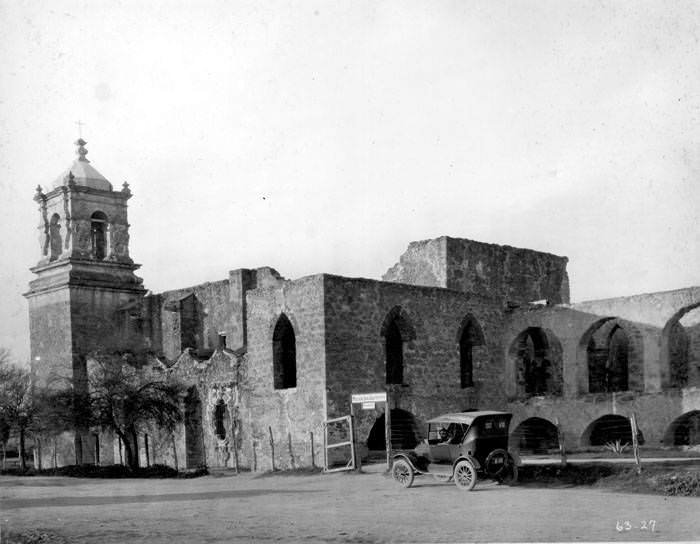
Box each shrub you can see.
[603,440,630,455]
[656,472,700,497]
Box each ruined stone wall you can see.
[322,274,507,454]
[573,287,700,390]
[242,274,327,470]
[146,280,233,361]
[382,237,569,304]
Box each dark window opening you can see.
[273,314,297,389]
[516,328,551,396]
[90,211,108,260]
[385,320,404,385]
[218,334,227,349]
[588,323,631,393]
[214,400,227,440]
[459,317,484,388]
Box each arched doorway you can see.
[367,409,419,451]
[663,411,700,446]
[581,415,644,447]
[511,417,559,454]
[184,386,205,467]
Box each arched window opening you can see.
[381,307,415,386]
[587,322,631,393]
[273,314,296,389]
[511,327,562,397]
[458,316,485,388]
[213,400,228,440]
[49,214,62,261]
[607,326,629,391]
[91,211,108,260]
[385,320,404,385]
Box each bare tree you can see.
[86,356,183,470]
[0,353,35,472]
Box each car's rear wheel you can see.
[499,454,519,486]
[453,460,477,491]
[392,459,414,488]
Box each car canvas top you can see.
[426,411,511,425]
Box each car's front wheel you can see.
[453,460,477,491]
[392,459,414,488]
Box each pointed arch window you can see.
[381,306,416,386]
[458,315,485,388]
[91,211,108,260]
[273,314,297,389]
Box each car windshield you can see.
[429,422,469,444]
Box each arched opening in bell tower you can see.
[90,211,108,260]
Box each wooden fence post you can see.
[268,427,276,472]
[252,441,258,472]
[385,394,392,470]
[630,413,642,474]
[555,418,566,466]
[350,402,361,472]
[310,431,315,468]
[287,432,295,469]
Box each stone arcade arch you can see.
[184,386,205,467]
[584,319,643,393]
[661,304,700,389]
[511,417,559,453]
[581,414,644,447]
[380,307,416,385]
[663,411,700,446]
[366,408,419,451]
[508,327,563,398]
[457,314,485,388]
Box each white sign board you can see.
[361,402,375,410]
[351,392,387,403]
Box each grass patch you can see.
[254,466,324,478]
[518,463,700,496]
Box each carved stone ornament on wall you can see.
[73,220,92,257]
[110,224,130,258]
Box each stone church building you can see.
[26,141,700,470]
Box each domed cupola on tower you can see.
[25,137,145,390]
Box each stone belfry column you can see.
[24,138,146,466]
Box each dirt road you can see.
[1,466,698,543]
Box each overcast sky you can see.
[1,0,699,363]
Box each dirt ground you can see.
[1,464,699,543]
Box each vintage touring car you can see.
[391,411,519,490]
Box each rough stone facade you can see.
[26,142,700,470]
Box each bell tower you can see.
[25,139,145,463]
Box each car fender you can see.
[393,452,425,473]
[453,454,481,471]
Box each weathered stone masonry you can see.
[27,142,700,470]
